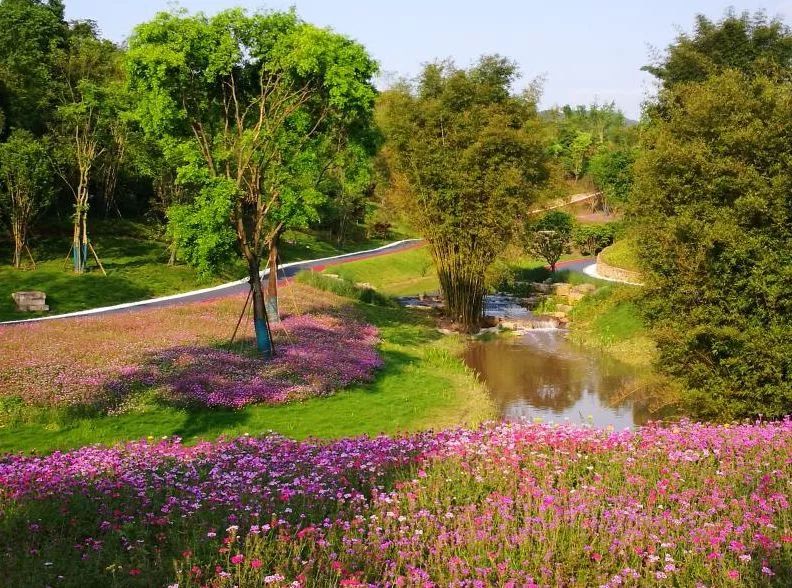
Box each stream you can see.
[461,293,651,428]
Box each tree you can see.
[0,129,52,267]
[53,22,121,273]
[0,0,68,135]
[632,71,792,419]
[565,130,592,181]
[128,8,377,356]
[588,146,635,211]
[571,223,616,256]
[643,10,792,88]
[526,211,573,271]
[378,56,550,332]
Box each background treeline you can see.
[0,0,634,273]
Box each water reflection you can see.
[462,330,652,428]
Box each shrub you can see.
[572,223,616,255]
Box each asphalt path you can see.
[0,239,422,325]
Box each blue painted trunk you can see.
[254,317,273,358]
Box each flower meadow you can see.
[0,420,789,587]
[0,285,381,410]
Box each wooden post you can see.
[88,241,107,276]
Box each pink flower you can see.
[250,559,263,569]
[727,570,740,580]
[231,554,244,565]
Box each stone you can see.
[556,304,574,313]
[12,291,49,312]
[530,282,552,294]
[551,283,571,297]
[566,291,586,303]
[522,295,544,307]
[575,283,597,294]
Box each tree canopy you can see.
[644,10,792,88]
[378,56,550,331]
[127,7,377,353]
[633,71,792,419]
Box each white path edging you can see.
[1,239,421,325]
[582,263,643,285]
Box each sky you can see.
[64,1,792,119]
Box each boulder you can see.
[530,282,552,294]
[12,291,49,312]
[551,283,571,297]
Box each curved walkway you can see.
[1,239,422,325]
[582,262,642,285]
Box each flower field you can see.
[0,285,381,410]
[0,420,789,587]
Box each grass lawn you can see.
[0,219,395,322]
[568,283,655,366]
[0,285,493,454]
[599,238,641,272]
[323,245,439,296]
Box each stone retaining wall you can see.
[596,253,644,285]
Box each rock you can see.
[556,304,574,313]
[12,291,49,312]
[548,311,568,319]
[567,291,586,303]
[551,283,571,297]
[522,295,544,307]
[575,283,597,294]
[530,282,552,294]
[355,282,376,290]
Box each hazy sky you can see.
[65,1,792,118]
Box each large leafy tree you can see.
[588,145,636,212]
[127,8,377,355]
[0,0,68,135]
[633,72,792,419]
[633,12,792,419]
[0,129,52,266]
[379,56,550,332]
[643,10,792,88]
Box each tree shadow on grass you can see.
[171,407,252,440]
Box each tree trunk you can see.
[248,258,274,358]
[433,244,485,334]
[12,228,22,269]
[72,211,82,273]
[265,237,280,323]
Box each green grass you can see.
[0,220,395,321]
[295,271,396,306]
[599,239,641,272]
[0,302,494,453]
[323,246,438,296]
[568,283,655,366]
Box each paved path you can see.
[529,192,598,215]
[1,239,422,325]
[582,262,643,285]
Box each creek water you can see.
[463,329,650,429]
